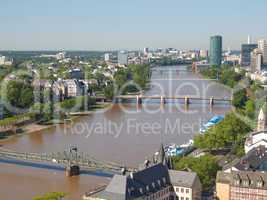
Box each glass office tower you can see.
[210,35,222,66]
[241,44,257,66]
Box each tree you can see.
[232,89,247,109]
[194,113,251,152]
[218,65,242,88]
[245,100,255,119]
[129,64,150,89]
[33,192,67,200]
[173,155,221,191]
[104,84,114,100]
[114,69,129,91]
[60,96,96,112]
[6,80,34,110]
[200,67,219,80]
[60,98,77,111]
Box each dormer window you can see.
[157,179,161,187]
[243,180,249,187]
[234,179,240,186]
[257,181,263,188]
[152,182,155,188]
[146,185,149,192]
[162,177,166,184]
[139,188,143,194]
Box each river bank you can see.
[0,102,112,142]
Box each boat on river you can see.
[199,115,224,134]
[160,140,194,157]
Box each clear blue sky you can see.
[0,0,267,50]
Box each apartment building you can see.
[216,171,267,200]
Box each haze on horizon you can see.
[0,0,267,51]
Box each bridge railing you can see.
[0,148,134,172]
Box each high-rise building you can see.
[250,48,263,72]
[209,35,222,66]
[0,55,13,66]
[118,51,128,65]
[248,35,251,44]
[258,39,267,65]
[104,53,110,62]
[200,50,208,58]
[241,44,257,66]
[143,47,149,56]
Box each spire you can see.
[158,143,166,164]
[257,107,266,131]
[157,143,173,169]
[248,35,251,44]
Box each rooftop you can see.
[87,163,200,200]
[217,170,267,189]
[223,146,267,171]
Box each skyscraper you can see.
[258,39,267,65]
[250,48,263,72]
[248,35,251,44]
[104,53,110,62]
[241,44,257,66]
[209,35,222,66]
[143,47,149,56]
[117,51,128,65]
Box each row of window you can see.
[176,197,190,200]
[231,187,267,194]
[175,187,190,194]
[145,187,171,200]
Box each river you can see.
[0,65,232,200]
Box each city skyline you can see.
[1,0,267,51]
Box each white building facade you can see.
[258,39,267,65]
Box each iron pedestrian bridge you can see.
[0,147,134,176]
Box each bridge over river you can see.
[0,147,135,177]
[96,95,232,106]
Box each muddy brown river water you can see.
[0,65,232,200]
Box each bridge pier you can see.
[136,95,142,104]
[209,97,214,106]
[184,96,190,106]
[160,96,166,105]
[66,165,80,177]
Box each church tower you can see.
[157,143,173,169]
[257,107,266,131]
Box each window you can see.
[186,189,189,194]
[176,187,179,192]
[181,188,184,193]
[257,181,263,188]
[234,179,240,186]
[243,180,249,187]
[186,198,189,200]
